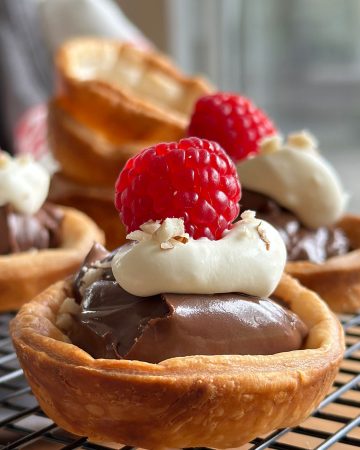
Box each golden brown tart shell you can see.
[56,38,212,135]
[48,99,151,188]
[286,214,360,313]
[11,274,344,448]
[48,172,126,250]
[0,207,104,311]
[50,38,213,187]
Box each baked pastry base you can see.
[10,274,344,448]
[56,38,212,132]
[49,172,127,250]
[0,207,103,311]
[287,214,360,313]
[48,99,152,187]
[50,38,212,187]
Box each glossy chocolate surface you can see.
[0,202,63,255]
[241,189,349,263]
[70,245,308,363]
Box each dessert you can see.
[189,92,360,313]
[11,138,344,448]
[237,132,360,312]
[48,38,213,248]
[0,151,104,310]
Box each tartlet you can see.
[0,152,104,310]
[10,273,344,448]
[287,214,360,313]
[0,206,104,311]
[48,38,212,248]
[187,92,360,312]
[11,137,344,448]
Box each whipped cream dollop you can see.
[236,132,347,229]
[0,152,50,215]
[112,212,286,298]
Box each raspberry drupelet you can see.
[115,137,241,240]
[188,92,277,162]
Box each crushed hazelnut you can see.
[240,210,257,222]
[286,130,318,154]
[259,135,282,155]
[140,220,161,234]
[257,222,270,251]
[127,218,189,250]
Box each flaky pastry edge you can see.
[10,273,344,448]
[0,207,104,311]
[287,214,360,312]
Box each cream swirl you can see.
[112,212,286,298]
[0,152,50,215]
[236,132,347,229]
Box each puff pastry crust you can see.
[48,99,150,187]
[0,207,104,311]
[56,38,212,135]
[50,38,212,187]
[11,274,344,448]
[48,172,126,250]
[287,214,360,313]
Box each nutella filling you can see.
[0,202,64,255]
[241,189,349,263]
[69,244,308,364]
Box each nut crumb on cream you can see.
[257,222,270,251]
[113,212,286,298]
[127,218,189,250]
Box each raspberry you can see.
[115,137,241,240]
[188,92,277,162]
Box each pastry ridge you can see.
[10,274,344,448]
[0,207,104,311]
[286,214,360,312]
[50,38,213,188]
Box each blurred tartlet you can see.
[0,152,104,310]
[188,92,360,312]
[48,38,212,248]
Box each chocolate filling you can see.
[240,189,350,263]
[69,244,308,364]
[0,202,64,255]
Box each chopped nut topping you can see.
[140,220,161,234]
[127,218,189,250]
[126,230,152,242]
[259,130,319,157]
[257,222,271,251]
[259,135,282,155]
[0,152,10,168]
[286,130,318,155]
[287,130,317,148]
[240,210,257,222]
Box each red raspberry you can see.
[115,137,241,240]
[188,92,277,162]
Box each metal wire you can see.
[0,311,357,449]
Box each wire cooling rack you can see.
[0,312,358,449]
